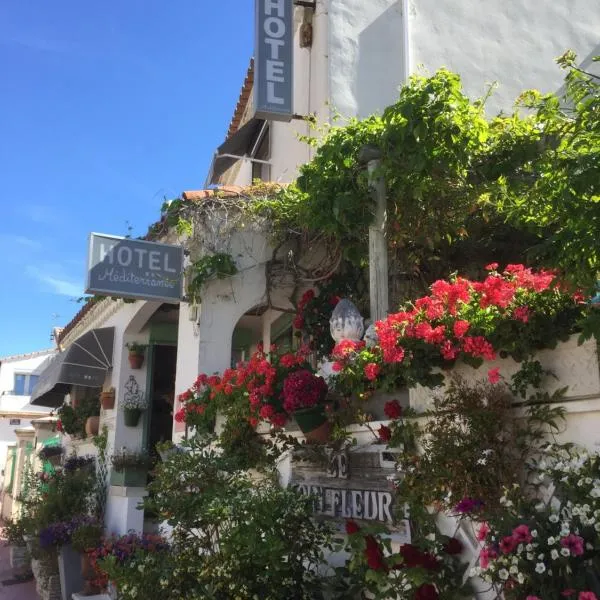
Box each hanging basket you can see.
[100,389,115,410]
[294,405,331,444]
[128,352,144,369]
[85,416,100,437]
[123,408,142,427]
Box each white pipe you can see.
[402,0,411,83]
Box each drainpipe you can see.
[401,0,411,83]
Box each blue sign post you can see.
[86,233,184,303]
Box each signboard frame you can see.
[254,0,294,121]
[86,232,184,304]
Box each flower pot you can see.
[81,551,102,595]
[123,408,142,427]
[58,544,83,600]
[128,352,144,369]
[100,391,115,410]
[85,416,100,437]
[110,468,147,487]
[294,405,331,444]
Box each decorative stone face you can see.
[329,299,364,343]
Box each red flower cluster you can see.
[365,535,387,571]
[398,543,440,571]
[368,265,571,376]
[178,347,318,430]
[282,369,328,413]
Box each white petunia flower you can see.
[549,514,559,523]
[551,549,559,560]
[498,569,509,580]
[547,536,556,545]
[560,548,571,557]
[535,562,546,574]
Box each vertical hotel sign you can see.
[255,0,294,121]
[86,233,183,303]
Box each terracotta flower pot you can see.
[85,416,100,437]
[100,390,115,410]
[128,352,144,369]
[294,405,331,444]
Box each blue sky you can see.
[0,1,253,357]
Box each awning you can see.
[207,117,266,185]
[30,327,114,407]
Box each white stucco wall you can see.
[328,0,406,120]
[409,0,600,115]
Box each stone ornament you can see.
[329,299,364,343]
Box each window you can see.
[13,373,40,396]
[9,419,21,426]
[251,125,271,182]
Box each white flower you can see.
[537,553,545,560]
[595,523,600,532]
[535,563,546,574]
[527,552,535,560]
[535,502,545,512]
[551,549,559,560]
[531,530,538,538]
[477,458,487,465]
[591,488,600,498]
[547,536,556,545]
[549,514,559,523]
[560,547,571,557]
[526,543,533,551]
[498,569,509,580]
[509,565,519,575]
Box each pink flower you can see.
[332,361,343,372]
[499,535,517,554]
[560,533,585,557]
[512,524,532,544]
[579,593,598,600]
[487,368,501,384]
[485,263,499,271]
[479,546,497,569]
[364,363,381,381]
[476,522,490,541]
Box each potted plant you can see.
[38,445,63,466]
[100,387,116,410]
[126,342,147,369]
[57,396,100,438]
[71,521,103,595]
[3,518,29,572]
[155,440,180,462]
[121,391,147,427]
[110,449,152,487]
[282,369,330,443]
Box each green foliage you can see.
[131,435,334,599]
[395,372,565,518]
[2,517,27,546]
[493,52,600,291]
[125,341,146,355]
[71,522,103,553]
[57,396,100,438]
[186,252,238,304]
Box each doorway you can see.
[146,344,177,458]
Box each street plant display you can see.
[56,396,100,438]
[125,342,146,369]
[110,448,152,472]
[113,436,335,600]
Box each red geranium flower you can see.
[384,400,402,419]
[364,363,380,381]
[345,520,360,535]
[364,535,386,571]
[415,583,439,600]
[378,425,392,443]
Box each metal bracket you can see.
[294,0,316,8]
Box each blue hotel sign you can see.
[255,0,294,121]
[86,233,184,303]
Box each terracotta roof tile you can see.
[225,58,254,141]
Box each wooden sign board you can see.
[289,445,411,544]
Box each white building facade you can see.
[210,0,600,187]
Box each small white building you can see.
[0,349,54,489]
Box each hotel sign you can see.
[255,0,293,121]
[86,233,184,303]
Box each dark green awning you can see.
[30,327,114,407]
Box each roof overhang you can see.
[30,327,114,407]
